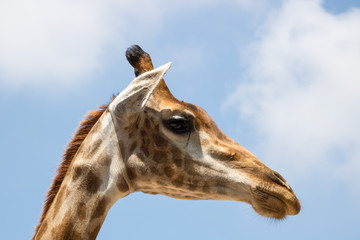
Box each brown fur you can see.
[33,105,108,239]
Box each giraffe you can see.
[33,45,300,240]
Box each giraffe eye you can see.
[164,116,193,134]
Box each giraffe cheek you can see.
[152,150,169,163]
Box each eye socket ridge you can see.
[163,115,193,134]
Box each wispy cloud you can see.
[0,0,174,89]
[227,0,360,189]
[0,0,275,90]
[0,0,113,87]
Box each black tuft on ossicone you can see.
[126,45,145,67]
[125,45,154,77]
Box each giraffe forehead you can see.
[150,96,209,121]
[153,99,230,142]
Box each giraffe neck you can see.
[34,111,131,240]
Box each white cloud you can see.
[227,0,360,189]
[0,0,275,90]
[0,0,112,87]
[0,0,180,88]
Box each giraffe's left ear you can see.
[109,62,172,118]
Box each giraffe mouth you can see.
[250,186,301,219]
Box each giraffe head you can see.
[109,45,300,219]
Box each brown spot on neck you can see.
[72,166,84,182]
[87,138,102,158]
[98,150,111,166]
[84,169,103,193]
[78,202,87,221]
[91,197,108,219]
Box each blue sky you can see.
[1,0,360,239]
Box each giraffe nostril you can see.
[270,171,292,191]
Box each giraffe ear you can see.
[109,62,172,117]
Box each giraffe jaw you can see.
[205,182,300,219]
[136,174,300,219]
[250,186,301,219]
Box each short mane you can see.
[33,104,108,238]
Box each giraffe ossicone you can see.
[33,45,300,240]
